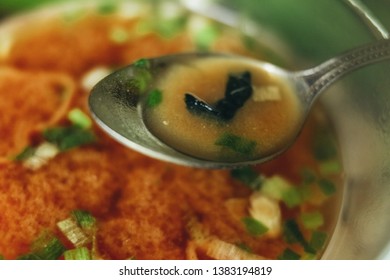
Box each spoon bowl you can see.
[89,39,390,168]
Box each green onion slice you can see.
[68,108,92,129]
[64,247,91,260]
[242,216,268,237]
[300,212,324,230]
[277,248,301,260]
[215,133,256,156]
[230,166,263,191]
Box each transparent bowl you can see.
[202,0,390,259]
[1,0,389,260]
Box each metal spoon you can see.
[89,39,390,168]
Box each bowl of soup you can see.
[0,0,388,260]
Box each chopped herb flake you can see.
[300,167,317,185]
[64,247,91,260]
[261,175,292,201]
[319,160,342,175]
[318,178,336,196]
[277,248,301,260]
[215,133,256,155]
[43,126,96,151]
[230,166,263,191]
[242,217,268,237]
[97,2,117,14]
[300,212,324,230]
[14,146,36,161]
[281,188,302,208]
[195,24,220,50]
[18,231,66,260]
[68,108,92,129]
[146,89,163,108]
[236,242,252,253]
[309,231,328,251]
[109,27,129,43]
[72,210,96,229]
[157,16,187,38]
[283,219,315,254]
[133,58,150,69]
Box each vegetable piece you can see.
[146,89,163,108]
[318,178,336,196]
[309,231,328,251]
[109,27,129,43]
[300,212,324,230]
[157,16,187,38]
[312,129,337,161]
[241,216,268,237]
[18,231,66,260]
[195,24,220,50]
[215,133,256,155]
[261,175,302,207]
[230,166,263,191]
[57,218,91,247]
[319,160,342,175]
[281,188,302,208]
[278,248,301,260]
[185,71,253,121]
[283,219,315,254]
[64,247,91,260]
[249,193,281,238]
[68,108,92,129]
[14,146,36,161]
[203,238,265,260]
[43,125,96,151]
[97,2,117,14]
[71,210,96,230]
[133,58,150,69]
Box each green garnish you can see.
[68,108,92,129]
[43,125,96,151]
[146,89,163,108]
[242,217,268,237]
[133,58,150,69]
[312,129,337,161]
[318,178,336,196]
[283,219,315,254]
[230,166,263,191]
[277,248,301,260]
[195,24,220,51]
[0,254,4,260]
[18,231,66,260]
[157,16,187,38]
[72,210,96,230]
[309,231,328,252]
[64,247,91,260]
[14,146,36,161]
[300,167,317,185]
[97,2,117,14]
[300,212,324,230]
[236,242,252,253]
[215,133,256,155]
[281,188,302,208]
[319,160,342,175]
[109,27,129,44]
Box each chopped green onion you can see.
[309,231,328,252]
[72,210,96,230]
[235,242,252,253]
[146,89,163,108]
[230,166,263,191]
[0,254,4,260]
[300,212,324,230]
[261,175,292,201]
[195,24,220,50]
[283,219,315,254]
[97,2,117,14]
[133,58,150,69]
[281,188,302,208]
[18,231,66,260]
[109,27,129,44]
[57,218,91,247]
[215,133,256,155]
[277,248,301,260]
[312,130,337,161]
[317,178,336,196]
[43,126,96,151]
[242,217,268,237]
[68,108,92,129]
[319,160,342,175]
[300,167,317,185]
[157,16,187,38]
[64,247,91,260]
[14,146,36,161]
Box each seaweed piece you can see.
[185,71,253,121]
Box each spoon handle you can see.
[298,39,390,99]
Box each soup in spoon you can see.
[143,55,303,162]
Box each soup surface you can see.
[144,56,302,162]
[0,1,342,260]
